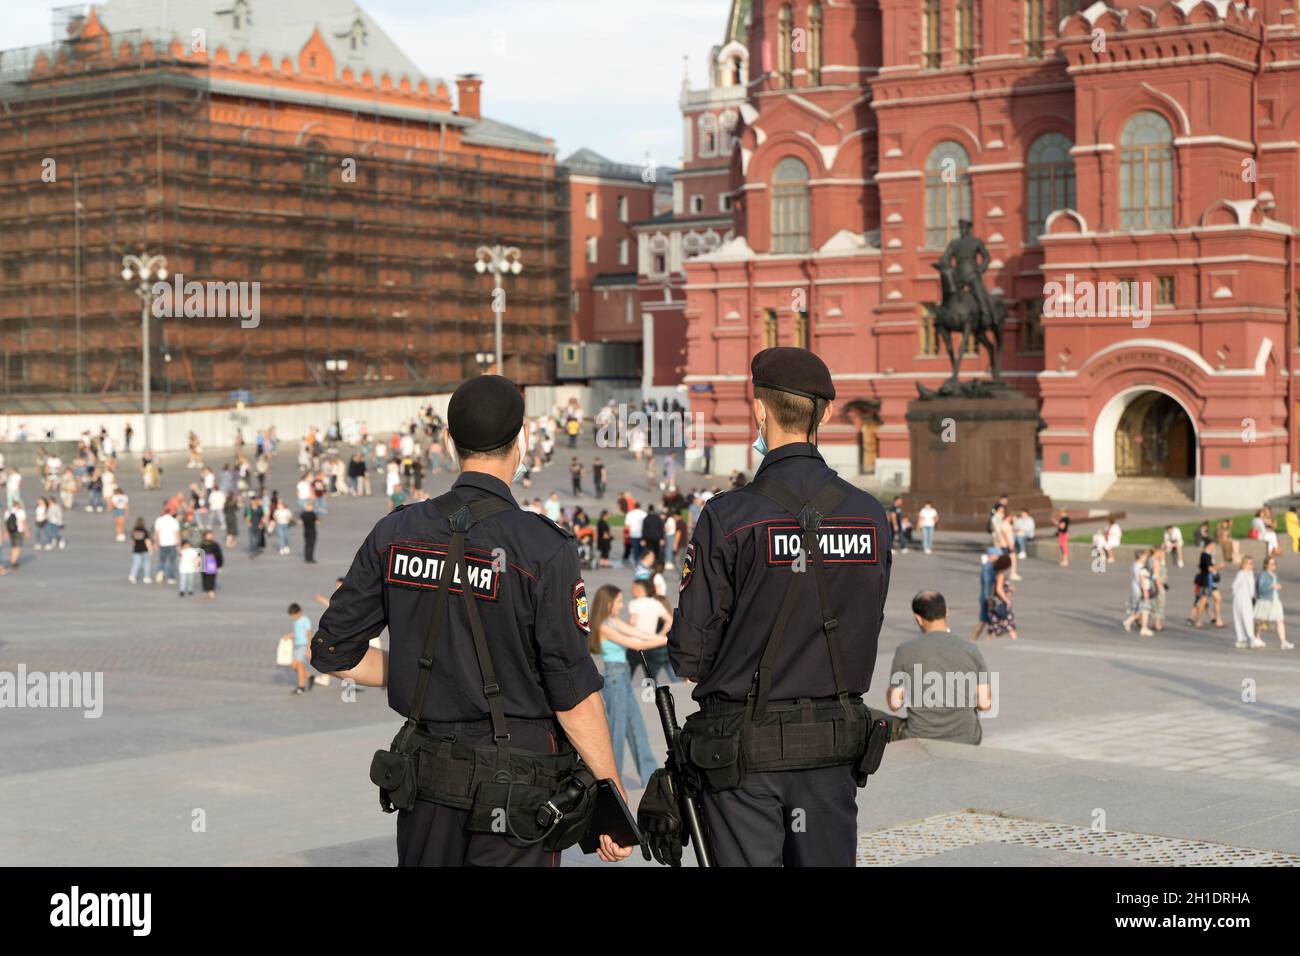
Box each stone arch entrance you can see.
[1114,391,1195,478]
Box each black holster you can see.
[370,726,420,813]
[681,696,878,792]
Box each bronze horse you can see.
[925,259,1007,388]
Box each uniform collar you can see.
[754,441,825,478]
[452,471,519,506]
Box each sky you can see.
[4,0,727,165]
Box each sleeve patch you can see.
[572,579,591,633]
[679,541,697,593]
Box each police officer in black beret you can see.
[313,375,635,867]
[640,347,892,866]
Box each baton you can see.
[640,652,713,867]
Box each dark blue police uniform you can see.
[669,442,892,866]
[312,471,602,866]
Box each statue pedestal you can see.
[902,392,1053,532]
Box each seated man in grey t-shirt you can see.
[887,590,992,745]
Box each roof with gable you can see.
[90,0,437,87]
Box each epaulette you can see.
[529,511,575,538]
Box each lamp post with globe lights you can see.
[473,245,522,375]
[120,252,168,455]
[325,357,350,440]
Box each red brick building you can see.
[630,12,749,388]
[563,149,660,373]
[0,0,568,412]
[683,0,1299,508]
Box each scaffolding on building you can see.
[0,17,570,413]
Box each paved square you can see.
[2,431,1298,866]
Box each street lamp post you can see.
[325,358,349,441]
[121,252,168,455]
[473,245,522,375]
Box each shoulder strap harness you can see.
[395,490,515,767]
[740,474,855,721]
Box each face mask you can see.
[751,402,768,458]
[511,426,530,484]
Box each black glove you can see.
[637,769,688,866]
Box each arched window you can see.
[698,114,718,158]
[777,4,793,88]
[925,141,971,248]
[1026,132,1075,243]
[808,2,823,85]
[922,0,941,69]
[719,109,738,153]
[771,156,810,253]
[1120,111,1175,229]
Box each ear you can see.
[820,401,834,426]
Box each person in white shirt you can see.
[6,469,22,507]
[1232,556,1262,649]
[273,502,294,555]
[296,476,312,511]
[385,460,401,497]
[153,511,181,583]
[624,504,647,566]
[44,456,62,491]
[207,488,227,537]
[626,580,674,683]
[1162,524,1184,568]
[110,490,129,541]
[1090,527,1107,567]
[1104,518,1121,564]
[917,501,939,554]
[663,513,677,569]
[1013,510,1035,559]
[178,539,202,596]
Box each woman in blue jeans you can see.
[589,584,667,789]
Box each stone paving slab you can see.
[2,433,1299,866]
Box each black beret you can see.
[751,347,835,402]
[447,375,524,452]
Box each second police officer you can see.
[640,347,893,866]
[311,375,635,867]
